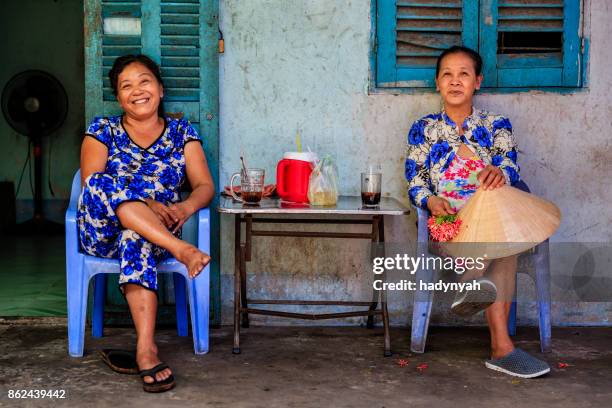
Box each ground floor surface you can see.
[0,320,610,408]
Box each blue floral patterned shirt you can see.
[404,108,520,209]
[85,115,202,206]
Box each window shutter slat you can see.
[498,0,562,7]
[160,0,200,102]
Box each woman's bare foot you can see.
[174,243,211,278]
[137,343,172,383]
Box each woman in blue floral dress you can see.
[78,55,214,391]
[405,46,550,378]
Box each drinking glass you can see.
[230,168,265,204]
[361,172,381,207]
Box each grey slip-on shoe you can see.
[451,278,497,317]
[485,348,551,379]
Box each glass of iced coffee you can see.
[361,170,381,207]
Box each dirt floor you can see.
[0,319,610,408]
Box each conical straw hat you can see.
[441,185,561,259]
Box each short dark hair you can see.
[435,46,483,78]
[108,54,165,117]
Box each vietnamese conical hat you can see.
[442,185,561,259]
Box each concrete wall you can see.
[0,0,83,222]
[218,0,612,326]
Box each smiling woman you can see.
[77,54,215,392]
[110,55,165,120]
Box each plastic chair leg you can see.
[92,274,107,338]
[411,300,433,353]
[411,251,435,353]
[187,266,210,354]
[535,241,552,353]
[67,264,90,357]
[173,273,189,337]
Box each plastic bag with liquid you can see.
[308,155,338,206]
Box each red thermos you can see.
[276,152,317,203]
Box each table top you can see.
[217,195,409,215]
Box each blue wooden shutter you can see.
[480,0,582,87]
[376,0,478,87]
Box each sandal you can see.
[139,363,176,393]
[99,349,139,375]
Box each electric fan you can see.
[1,70,68,234]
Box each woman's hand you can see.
[478,165,506,190]
[167,201,196,234]
[427,196,455,216]
[145,198,178,229]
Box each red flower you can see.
[557,362,569,369]
[416,363,429,372]
[397,359,409,368]
[428,215,462,242]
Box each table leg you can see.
[233,215,241,354]
[367,216,379,329]
[379,215,392,357]
[241,215,251,328]
[382,291,391,357]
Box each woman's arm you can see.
[168,141,215,232]
[80,136,109,185]
[490,117,520,185]
[182,141,215,211]
[405,120,435,209]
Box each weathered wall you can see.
[0,0,83,222]
[218,0,612,326]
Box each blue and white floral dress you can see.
[77,116,202,292]
[405,108,520,209]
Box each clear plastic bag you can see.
[308,155,338,206]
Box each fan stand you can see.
[12,130,63,236]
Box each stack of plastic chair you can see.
[65,170,210,357]
[410,180,551,353]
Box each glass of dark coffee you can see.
[361,171,381,207]
[229,168,265,205]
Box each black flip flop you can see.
[98,349,139,375]
[139,363,176,393]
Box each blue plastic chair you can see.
[410,180,552,353]
[65,170,210,357]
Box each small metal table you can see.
[218,195,409,356]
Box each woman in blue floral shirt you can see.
[405,46,550,378]
[78,55,214,391]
